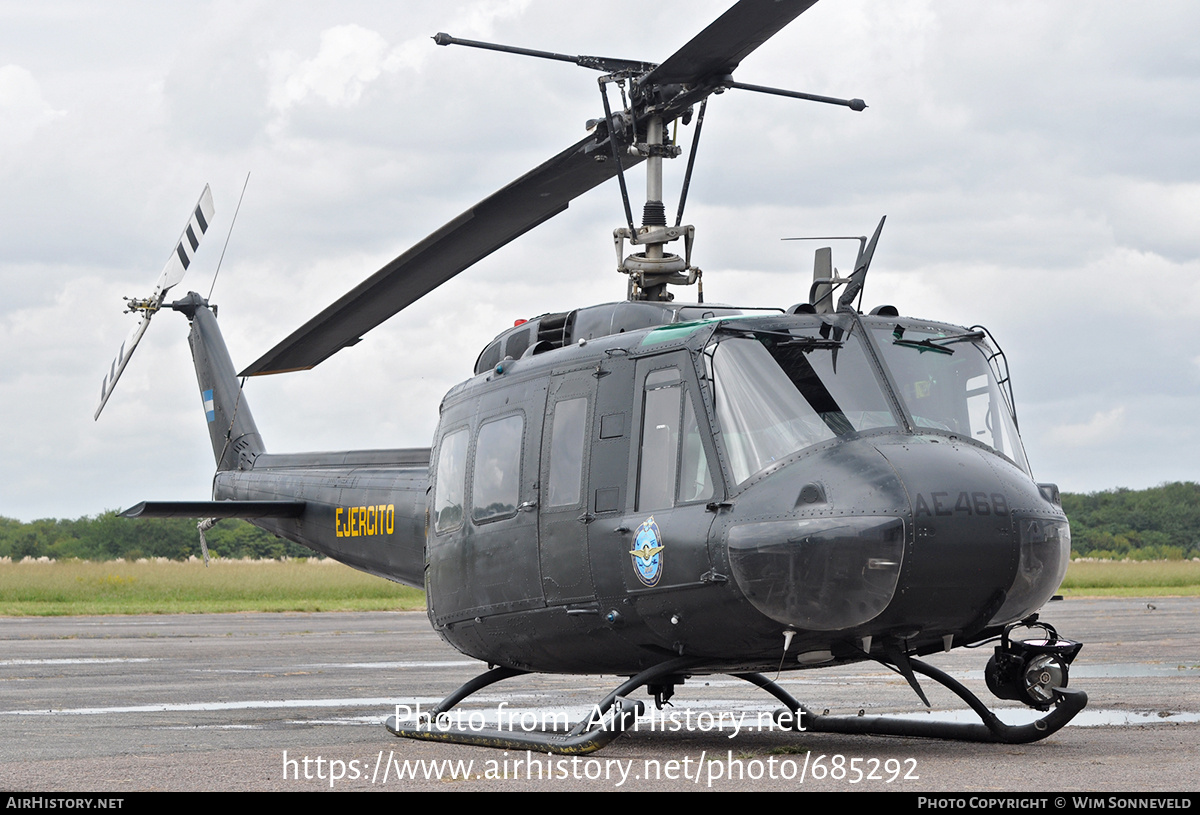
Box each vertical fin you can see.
[178,293,266,471]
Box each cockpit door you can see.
[538,367,597,605]
[618,353,719,594]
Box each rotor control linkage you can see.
[434,28,864,307]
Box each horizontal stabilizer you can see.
[120,500,306,519]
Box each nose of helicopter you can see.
[868,435,1033,637]
[725,434,1066,642]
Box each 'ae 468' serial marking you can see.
[914,492,1009,517]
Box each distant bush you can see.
[0,513,316,561]
[1061,482,1200,560]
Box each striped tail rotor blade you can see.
[95,185,216,420]
[94,313,152,420]
[154,184,215,300]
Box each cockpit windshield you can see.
[873,323,1029,474]
[704,317,1031,485]
[706,323,898,483]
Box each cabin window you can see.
[636,367,715,510]
[637,369,682,512]
[680,396,714,503]
[433,428,468,533]
[472,414,524,523]
[547,397,587,508]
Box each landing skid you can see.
[749,655,1088,744]
[384,654,1087,754]
[386,657,702,755]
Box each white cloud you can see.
[1051,407,1127,448]
[0,64,64,151]
[268,25,393,112]
[1105,179,1200,261]
[447,0,533,37]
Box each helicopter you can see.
[99,0,1086,754]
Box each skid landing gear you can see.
[751,654,1087,744]
[385,657,703,755]
[386,651,1087,754]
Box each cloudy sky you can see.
[2,0,1198,522]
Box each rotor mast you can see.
[631,113,675,299]
[646,116,664,237]
[614,110,699,302]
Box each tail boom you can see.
[212,450,430,588]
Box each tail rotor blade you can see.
[95,315,152,420]
[155,184,215,300]
[94,185,216,420]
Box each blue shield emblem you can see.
[629,517,664,587]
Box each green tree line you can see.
[0,513,313,561]
[2,481,1198,561]
[1061,481,1200,560]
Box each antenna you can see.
[783,218,885,314]
[782,233,866,313]
[208,172,251,301]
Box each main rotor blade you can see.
[243,1,827,376]
[640,0,820,88]
[241,137,642,376]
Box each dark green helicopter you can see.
[99,0,1086,753]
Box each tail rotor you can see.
[94,185,215,420]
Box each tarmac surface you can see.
[1,596,1197,792]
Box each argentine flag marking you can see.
[202,389,215,422]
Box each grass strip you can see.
[1058,559,1200,597]
[0,558,425,616]
[2,558,1198,616]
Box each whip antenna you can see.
[208,171,250,301]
